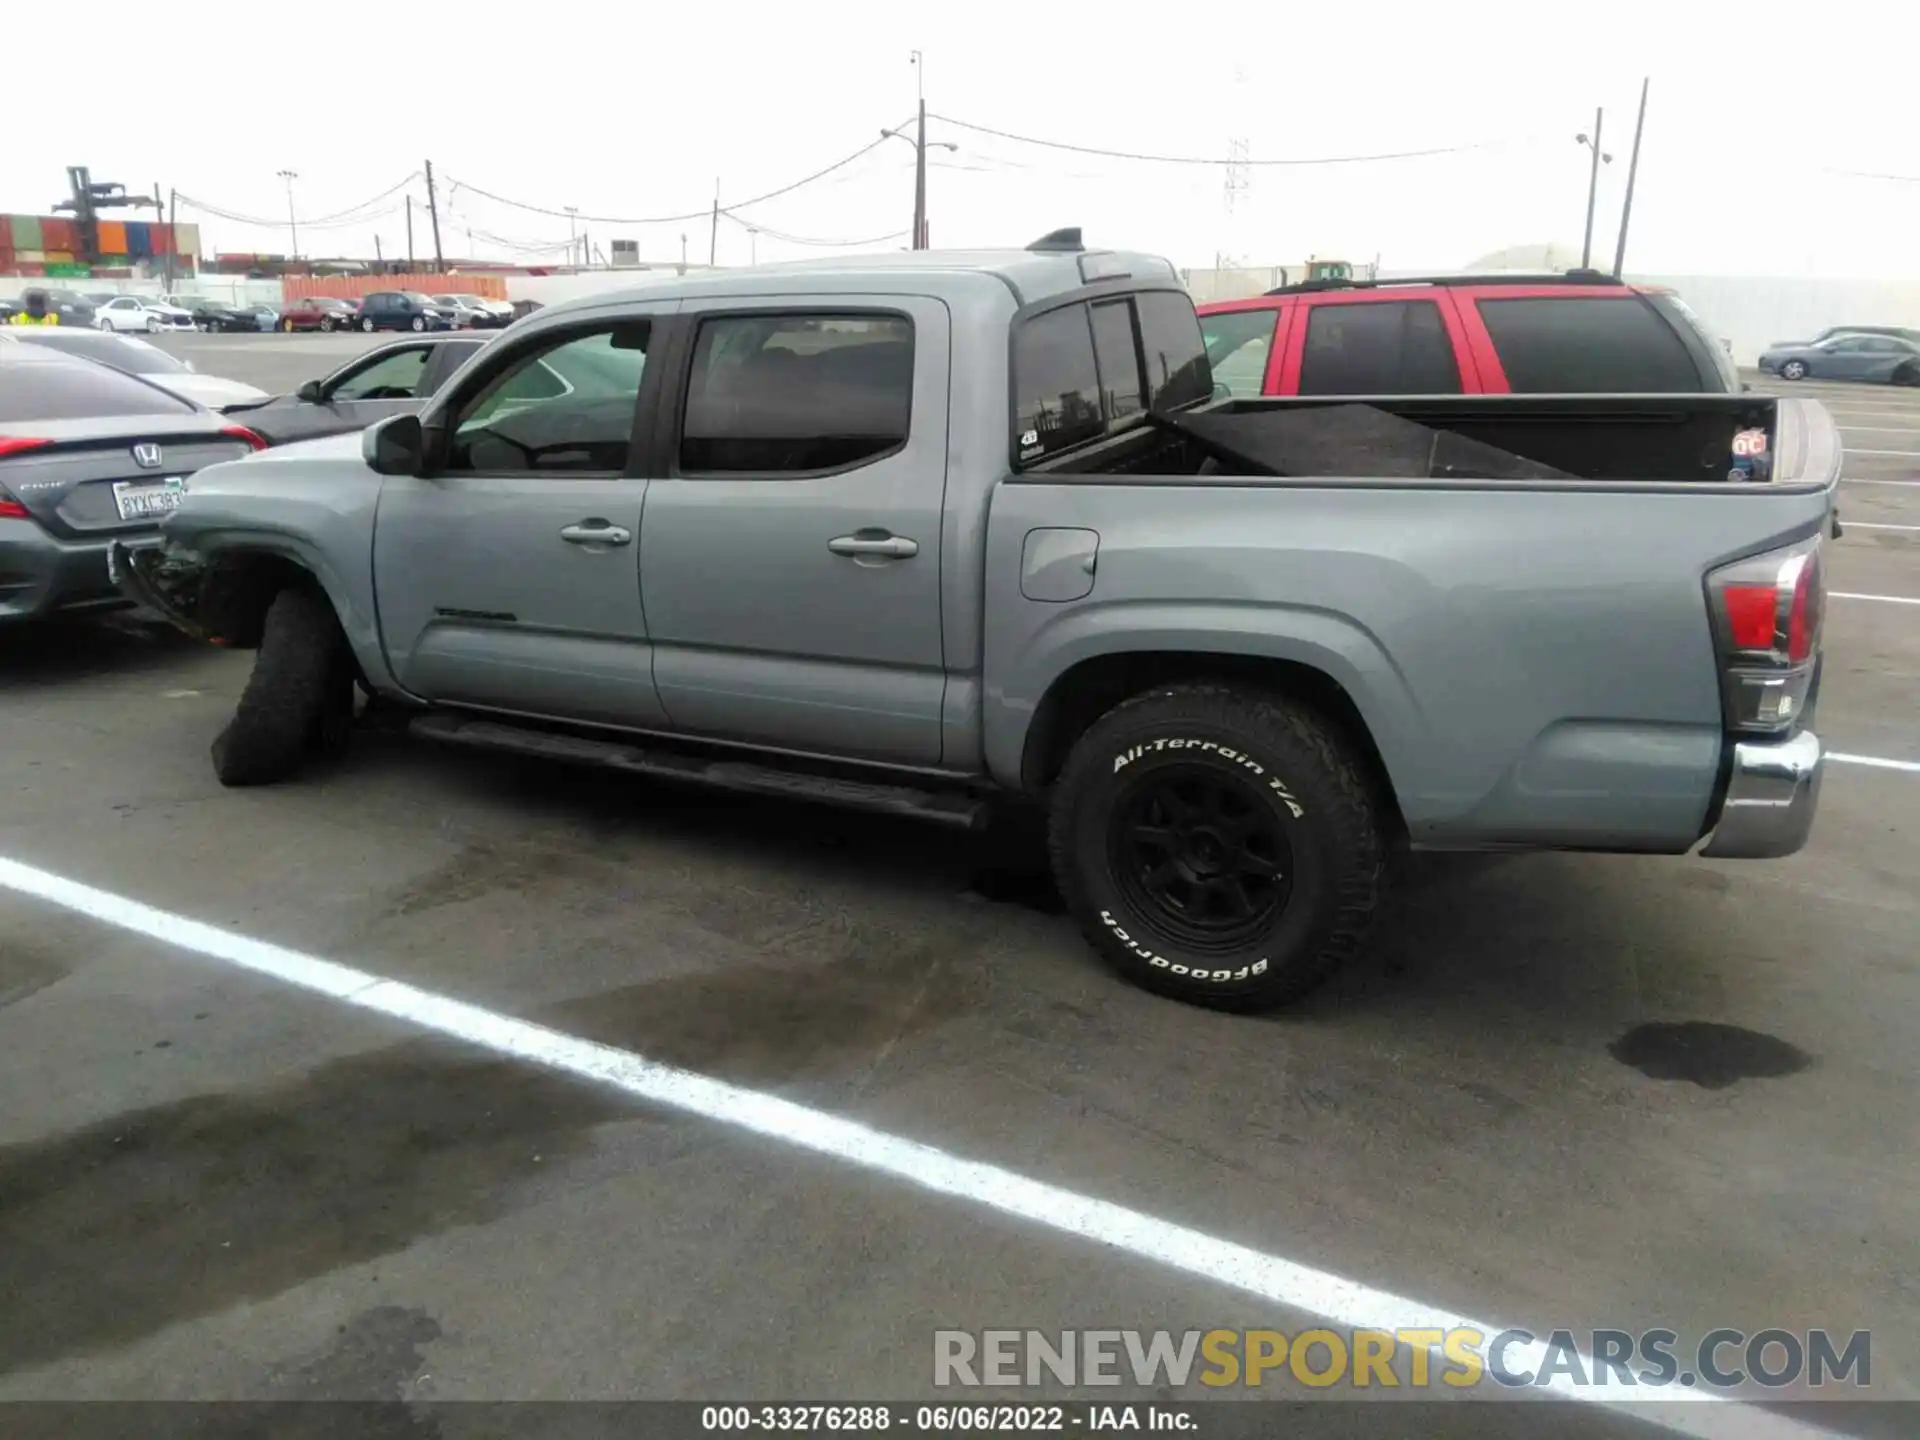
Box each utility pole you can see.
[564,206,579,268]
[1612,79,1650,278]
[1576,110,1609,271]
[375,234,384,264]
[156,184,173,290]
[423,158,445,273]
[276,169,299,259]
[406,195,415,269]
[580,227,590,268]
[709,179,720,266]
[911,50,928,249]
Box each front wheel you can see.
[361,317,375,332]
[1893,362,1920,388]
[410,315,426,332]
[320,316,334,332]
[211,588,354,787]
[1781,359,1808,381]
[283,317,296,332]
[1048,685,1387,1011]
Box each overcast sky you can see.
[9,1,1916,278]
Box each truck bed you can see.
[1037,393,1838,488]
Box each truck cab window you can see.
[1012,305,1103,462]
[446,323,650,475]
[679,313,913,475]
[1299,300,1460,396]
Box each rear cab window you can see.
[1297,298,1461,395]
[1475,294,1707,392]
[1013,288,1212,465]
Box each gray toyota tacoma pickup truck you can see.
[112,233,1837,1010]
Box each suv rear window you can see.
[0,353,193,422]
[1298,300,1460,395]
[1476,295,1703,392]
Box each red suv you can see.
[1197,271,1740,398]
[278,296,361,333]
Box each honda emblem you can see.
[132,443,164,469]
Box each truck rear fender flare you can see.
[996,605,1428,828]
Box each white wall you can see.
[0,275,285,307]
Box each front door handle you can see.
[560,520,631,547]
[828,532,918,559]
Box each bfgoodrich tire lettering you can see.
[1048,685,1386,1011]
[210,588,353,787]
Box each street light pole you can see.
[884,56,955,253]
[1612,79,1650,278]
[276,168,299,260]
[1575,111,1611,270]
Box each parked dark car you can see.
[182,297,277,333]
[1758,333,1920,385]
[0,345,265,624]
[279,296,361,333]
[1772,325,1920,349]
[223,333,494,445]
[36,288,101,329]
[354,290,459,333]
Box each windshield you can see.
[405,292,438,305]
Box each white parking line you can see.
[1845,449,1920,457]
[0,854,1846,1440]
[1838,426,1920,434]
[1841,477,1920,487]
[1831,753,1920,773]
[1842,522,1920,532]
[1833,592,1920,606]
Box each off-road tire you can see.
[210,589,352,787]
[1048,685,1386,1011]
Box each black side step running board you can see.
[409,713,991,831]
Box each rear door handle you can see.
[560,520,631,546]
[828,533,918,559]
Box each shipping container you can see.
[13,215,42,250]
[97,219,126,254]
[151,222,174,255]
[125,221,151,259]
[280,271,509,302]
[176,222,201,259]
[41,216,76,251]
[0,215,11,250]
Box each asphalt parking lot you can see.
[2,335,1916,1433]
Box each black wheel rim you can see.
[1110,764,1293,952]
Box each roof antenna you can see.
[1027,227,1083,253]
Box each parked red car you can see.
[278,296,362,333]
[1197,271,1740,398]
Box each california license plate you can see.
[112,476,185,521]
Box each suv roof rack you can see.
[1262,268,1620,296]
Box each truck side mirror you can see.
[364,413,424,476]
[297,379,325,404]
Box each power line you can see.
[445,132,902,227]
[927,112,1507,166]
[174,172,421,230]
[719,209,906,249]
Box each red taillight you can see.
[220,424,268,451]
[1707,537,1823,735]
[0,435,54,460]
[0,494,29,520]
[1722,583,1777,651]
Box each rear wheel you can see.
[410,315,426,332]
[211,589,354,787]
[282,317,295,332]
[1781,359,1809,381]
[1048,684,1387,1011]
[361,317,375,332]
[320,316,334,332]
[1894,362,1920,388]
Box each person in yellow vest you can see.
[8,288,60,325]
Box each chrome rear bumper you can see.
[1699,729,1823,860]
